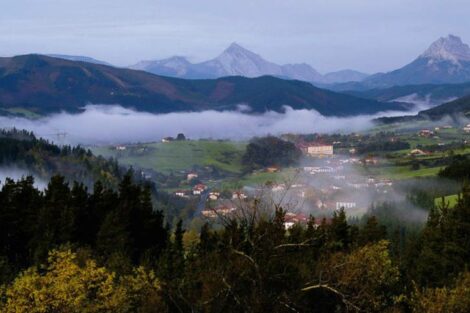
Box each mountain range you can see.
[0,54,408,117]
[130,43,369,84]
[332,35,470,91]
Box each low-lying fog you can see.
[390,93,457,112]
[0,105,412,145]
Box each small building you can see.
[309,166,335,174]
[232,191,247,200]
[208,191,220,201]
[419,129,434,137]
[115,145,126,151]
[463,124,470,133]
[201,205,236,218]
[336,202,357,210]
[187,172,198,181]
[409,149,427,156]
[271,184,286,192]
[161,137,174,143]
[266,166,280,173]
[364,157,378,165]
[284,212,308,229]
[193,184,207,195]
[174,190,190,198]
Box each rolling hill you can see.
[0,54,408,117]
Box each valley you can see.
[2,3,470,310]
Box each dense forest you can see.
[0,128,122,188]
[0,171,469,312]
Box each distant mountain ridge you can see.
[130,43,369,84]
[47,54,112,66]
[332,35,470,91]
[0,54,407,117]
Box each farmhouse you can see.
[284,212,308,229]
[208,191,220,200]
[193,184,207,195]
[187,172,198,181]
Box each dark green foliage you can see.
[413,183,470,287]
[2,170,470,311]
[0,174,169,281]
[439,155,470,181]
[242,136,301,170]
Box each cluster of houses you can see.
[174,183,208,198]
[169,139,400,227]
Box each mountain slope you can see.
[420,95,470,119]
[345,82,470,107]
[339,35,470,90]
[376,94,470,124]
[130,43,366,84]
[47,54,112,66]
[0,54,407,117]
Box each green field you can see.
[434,194,460,208]
[91,140,247,174]
[220,168,298,189]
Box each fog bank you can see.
[0,105,409,145]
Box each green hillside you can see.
[91,140,246,174]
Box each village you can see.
[92,123,470,229]
[168,141,396,229]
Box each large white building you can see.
[306,144,333,157]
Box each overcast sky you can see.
[1,0,469,73]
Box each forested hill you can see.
[376,94,470,124]
[0,128,122,188]
[420,94,470,119]
[0,54,408,117]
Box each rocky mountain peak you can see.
[420,35,470,63]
